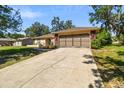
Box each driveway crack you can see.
[19,56,66,88]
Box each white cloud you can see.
[21,11,43,19]
[11,5,44,19]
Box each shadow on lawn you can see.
[83,54,95,64]
[88,79,103,88]
[83,54,124,87]
[0,48,42,65]
[93,56,124,87]
[88,68,103,88]
[117,51,124,56]
[105,56,124,66]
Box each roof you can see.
[32,27,100,40]
[52,27,100,34]
[17,37,32,41]
[0,38,16,41]
[33,34,54,39]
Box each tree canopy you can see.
[89,5,124,36]
[25,22,49,37]
[0,5,22,34]
[7,33,25,39]
[51,17,75,32]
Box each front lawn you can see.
[0,46,42,69]
[92,45,124,88]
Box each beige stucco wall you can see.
[13,41,22,46]
[34,39,46,46]
[51,38,55,46]
[34,38,55,47]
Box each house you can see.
[13,37,33,46]
[33,27,99,48]
[0,38,16,46]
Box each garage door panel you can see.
[66,38,72,41]
[60,41,66,47]
[60,38,65,41]
[81,38,90,48]
[59,37,66,47]
[73,38,80,41]
[66,36,72,47]
[66,41,72,47]
[73,41,81,47]
[60,39,65,41]
[73,35,80,47]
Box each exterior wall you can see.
[51,38,55,46]
[0,41,14,46]
[13,38,33,46]
[34,39,46,46]
[13,41,22,46]
[45,39,49,47]
[22,38,33,46]
[90,30,96,40]
[34,38,55,47]
[54,34,59,46]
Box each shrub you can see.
[91,39,102,49]
[91,30,112,49]
[48,45,58,49]
[118,34,124,45]
[39,45,57,49]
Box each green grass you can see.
[0,46,28,50]
[0,46,42,69]
[92,45,124,88]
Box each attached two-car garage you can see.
[53,27,99,48]
[59,34,90,48]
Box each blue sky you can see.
[11,5,95,31]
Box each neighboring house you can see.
[33,34,55,47]
[33,27,99,48]
[0,38,15,46]
[13,37,33,46]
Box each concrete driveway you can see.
[0,48,102,88]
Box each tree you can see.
[0,31,5,38]
[0,5,22,34]
[25,22,49,37]
[51,17,75,32]
[117,34,124,45]
[89,5,124,36]
[64,20,75,29]
[7,33,25,39]
[59,21,65,30]
[51,17,60,31]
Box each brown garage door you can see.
[59,34,90,48]
[81,34,90,48]
[59,36,66,47]
[66,36,73,47]
[73,35,82,47]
